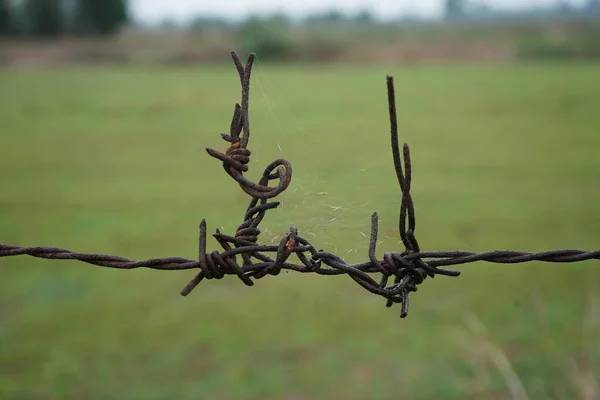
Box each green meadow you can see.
[1,60,599,399]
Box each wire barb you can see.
[1,50,599,319]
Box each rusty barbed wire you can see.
[1,50,599,318]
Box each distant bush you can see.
[517,34,600,60]
[23,0,64,36]
[72,0,129,35]
[0,0,16,35]
[237,16,296,61]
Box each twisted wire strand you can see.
[3,244,599,270]
[1,50,598,319]
[2,243,599,318]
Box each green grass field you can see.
[1,59,599,399]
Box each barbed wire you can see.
[1,50,598,318]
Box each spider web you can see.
[234,58,479,261]
[229,60,387,261]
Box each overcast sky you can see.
[131,0,586,23]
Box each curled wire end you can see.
[207,50,292,199]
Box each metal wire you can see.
[1,50,598,318]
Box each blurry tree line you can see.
[0,0,128,36]
[1,0,599,63]
[444,0,600,19]
[187,1,600,61]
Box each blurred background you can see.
[1,0,600,63]
[1,1,599,399]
